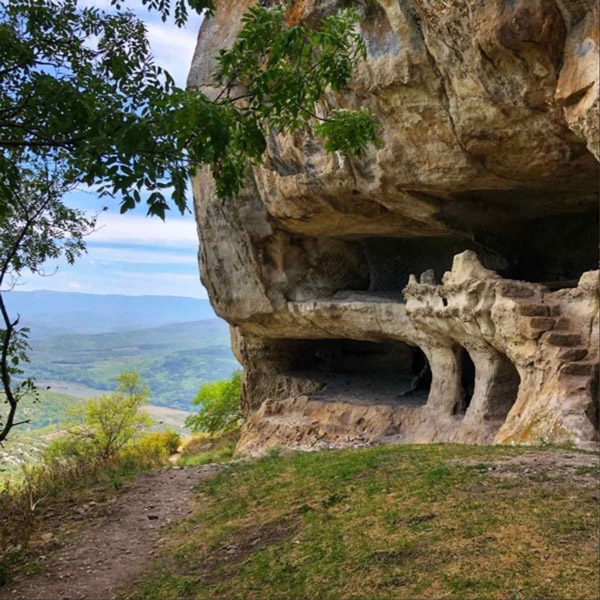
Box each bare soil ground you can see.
[291,370,429,407]
[0,465,221,600]
[451,449,600,486]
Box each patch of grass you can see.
[176,431,239,467]
[574,465,599,477]
[128,444,599,600]
[178,446,235,467]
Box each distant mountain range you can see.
[5,290,217,338]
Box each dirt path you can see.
[0,465,221,600]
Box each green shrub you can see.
[185,371,242,435]
[179,433,216,456]
[162,429,182,454]
[130,430,181,464]
[44,371,152,463]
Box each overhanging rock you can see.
[189,0,599,454]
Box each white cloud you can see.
[80,0,116,8]
[18,268,208,299]
[87,246,197,265]
[145,22,200,86]
[90,213,198,247]
[113,270,199,282]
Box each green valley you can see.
[27,320,239,410]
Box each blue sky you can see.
[19,2,208,299]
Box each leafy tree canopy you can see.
[185,370,242,434]
[0,0,378,219]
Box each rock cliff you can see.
[188,0,599,452]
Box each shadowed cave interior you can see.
[266,336,522,429]
[361,210,598,292]
[458,348,476,415]
[296,209,599,298]
[275,338,429,406]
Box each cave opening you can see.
[290,203,598,303]
[308,209,599,299]
[275,338,430,406]
[453,346,521,423]
[484,352,521,423]
[362,237,475,292]
[360,235,509,293]
[476,210,598,287]
[456,348,476,415]
[408,346,431,394]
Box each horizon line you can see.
[4,288,209,301]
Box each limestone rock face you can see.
[189,0,599,453]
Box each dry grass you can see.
[129,444,599,600]
[0,432,178,585]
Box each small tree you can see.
[46,372,153,461]
[0,158,97,442]
[185,371,242,435]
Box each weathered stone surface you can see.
[556,5,600,158]
[189,0,599,453]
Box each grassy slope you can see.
[0,391,76,478]
[13,390,77,431]
[131,444,599,600]
[4,390,189,436]
[27,319,239,409]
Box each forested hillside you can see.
[28,320,239,409]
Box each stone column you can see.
[423,344,463,415]
[463,346,521,425]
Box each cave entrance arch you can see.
[404,346,431,401]
[455,345,521,424]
